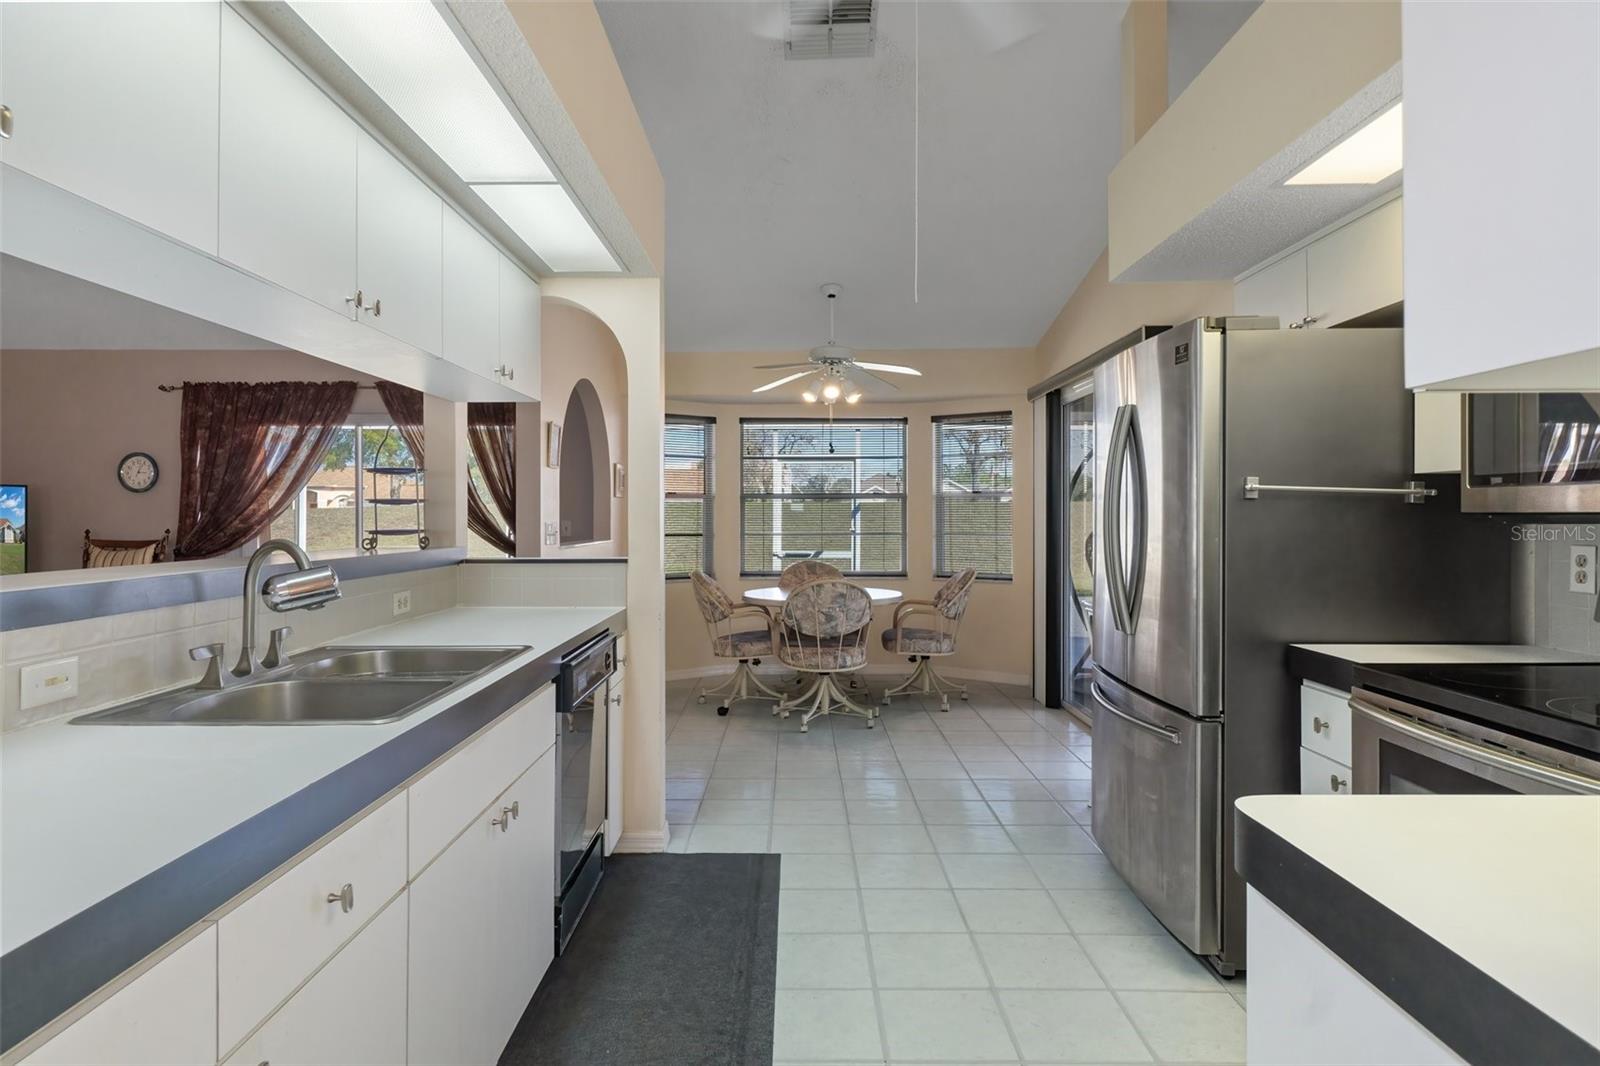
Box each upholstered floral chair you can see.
[775,578,875,732]
[880,568,977,710]
[777,557,842,593]
[690,571,783,716]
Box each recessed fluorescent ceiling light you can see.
[1286,102,1403,185]
[290,1,553,183]
[471,185,619,273]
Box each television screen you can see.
[0,485,26,575]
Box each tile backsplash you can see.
[1526,524,1600,656]
[457,561,627,609]
[0,565,458,732]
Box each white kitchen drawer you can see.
[1301,747,1353,796]
[408,683,557,877]
[20,927,216,1066]
[216,791,407,1052]
[222,893,407,1066]
[1300,681,1353,767]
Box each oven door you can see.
[1350,695,1600,796]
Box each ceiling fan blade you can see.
[849,367,901,391]
[853,361,923,377]
[752,370,813,394]
[753,362,815,370]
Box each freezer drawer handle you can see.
[1243,476,1436,504]
[1091,683,1179,745]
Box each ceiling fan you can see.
[751,284,921,405]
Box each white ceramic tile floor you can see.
[661,676,1245,1065]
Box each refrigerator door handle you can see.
[1091,681,1180,744]
[1103,405,1133,633]
[1123,408,1148,632]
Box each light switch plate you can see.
[20,657,79,710]
[1571,546,1596,595]
[393,589,412,616]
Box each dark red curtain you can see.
[467,403,516,556]
[175,381,357,559]
[374,381,425,465]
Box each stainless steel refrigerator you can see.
[1089,318,1512,975]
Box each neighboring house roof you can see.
[307,466,415,499]
[0,518,11,528]
[664,464,705,495]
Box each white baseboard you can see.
[667,664,1030,688]
[614,826,669,854]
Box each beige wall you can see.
[1108,0,1400,279]
[665,350,1036,685]
[506,0,665,274]
[538,302,628,558]
[1033,249,1233,385]
[0,348,404,573]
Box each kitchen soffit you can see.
[243,1,632,277]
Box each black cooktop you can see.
[1353,661,1600,757]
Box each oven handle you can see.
[1349,698,1600,795]
[1091,682,1180,744]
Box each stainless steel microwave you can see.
[1460,392,1600,512]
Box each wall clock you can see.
[117,452,159,493]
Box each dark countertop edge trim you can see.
[0,607,623,1056]
[460,557,627,564]
[1285,645,1361,692]
[1234,805,1600,1066]
[0,548,467,632]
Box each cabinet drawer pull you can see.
[492,807,512,832]
[1329,773,1347,793]
[509,801,520,821]
[326,882,355,913]
[1312,716,1330,735]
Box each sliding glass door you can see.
[1062,380,1096,712]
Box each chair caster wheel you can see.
[697,695,707,704]
[866,718,875,728]
[800,724,808,733]
[960,692,969,701]
[939,698,949,712]
[880,695,891,706]
[717,706,730,716]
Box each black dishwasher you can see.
[554,631,615,953]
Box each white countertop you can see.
[1238,795,1600,1049]
[1292,643,1595,666]
[0,606,618,954]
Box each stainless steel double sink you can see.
[71,646,527,726]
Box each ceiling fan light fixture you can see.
[821,381,843,402]
[845,392,862,404]
[801,390,819,404]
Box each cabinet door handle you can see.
[345,289,363,311]
[611,693,623,706]
[1329,773,1347,793]
[368,297,382,318]
[492,808,511,832]
[1312,716,1330,734]
[326,882,355,913]
[0,104,12,139]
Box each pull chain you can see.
[913,0,920,304]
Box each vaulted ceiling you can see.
[596,0,1127,353]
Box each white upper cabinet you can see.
[1233,250,1308,329]
[443,208,503,381]
[1306,198,1402,328]
[1402,0,1600,389]
[0,1,221,254]
[498,254,542,398]
[357,133,443,354]
[219,8,357,317]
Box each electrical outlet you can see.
[393,589,412,616]
[1571,546,1596,595]
[20,657,79,710]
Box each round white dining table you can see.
[742,585,903,608]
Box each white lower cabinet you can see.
[411,746,556,1065]
[222,896,407,1066]
[18,681,565,1066]
[1299,683,1355,795]
[20,928,217,1066]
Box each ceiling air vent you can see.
[786,0,876,60]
